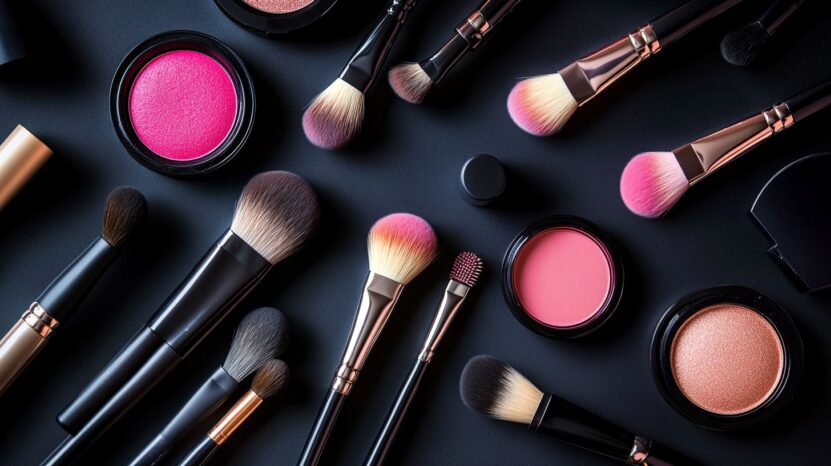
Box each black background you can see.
[1,1,830,465]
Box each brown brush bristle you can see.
[450,252,483,287]
[388,62,433,104]
[252,359,289,399]
[101,187,147,247]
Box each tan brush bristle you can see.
[367,213,439,285]
[460,355,543,425]
[508,73,578,137]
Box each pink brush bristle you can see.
[368,213,439,284]
[450,252,484,288]
[507,81,543,136]
[620,151,690,218]
[302,106,352,150]
[370,213,438,256]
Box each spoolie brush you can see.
[365,252,483,465]
[177,360,290,466]
[620,77,831,218]
[0,187,146,396]
[129,308,289,466]
[460,355,698,465]
[302,0,420,149]
[508,0,742,136]
[721,0,804,66]
[299,213,438,466]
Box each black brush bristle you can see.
[459,355,511,415]
[721,22,769,66]
[252,359,290,399]
[223,308,290,382]
[101,187,147,247]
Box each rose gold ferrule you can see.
[456,11,491,48]
[0,303,59,395]
[331,272,405,395]
[560,24,660,106]
[672,102,794,185]
[417,280,470,363]
[208,390,263,445]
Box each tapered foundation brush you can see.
[721,0,804,66]
[129,307,289,466]
[388,0,524,104]
[0,187,146,396]
[461,355,698,465]
[508,0,742,136]
[298,213,438,466]
[44,171,318,465]
[620,77,831,218]
[302,0,420,149]
[177,359,289,466]
[365,252,483,466]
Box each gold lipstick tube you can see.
[208,390,263,445]
[417,280,471,363]
[0,125,53,210]
[0,303,59,395]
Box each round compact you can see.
[502,216,624,339]
[111,31,255,176]
[214,0,339,35]
[651,286,803,430]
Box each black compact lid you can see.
[460,154,506,206]
[0,1,32,69]
[750,153,831,292]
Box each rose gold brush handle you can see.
[0,303,59,396]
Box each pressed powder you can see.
[242,0,315,14]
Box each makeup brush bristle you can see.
[721,22,769,66]
[620,151,690,218]
[460,355,543,425]
[251,359,290,400]
[302,78,365,150]
[368,213,439,285]
[231,171,319,264]
[508,73,577,137]
[388,62,433,104]
[101,186,147,247]
[223,308,290,382]
[450,252,484,288]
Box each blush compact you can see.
[214,0,339,36]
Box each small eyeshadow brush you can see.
[721,0,805,66]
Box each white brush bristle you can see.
[508,73,578,137]
[367,213,439,285]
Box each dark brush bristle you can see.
[252,359,289,399]
[450,252,484,287]
[460,355,511,415]
[721,22,769,66]
[101,186,147,247]
[223,308,290,382]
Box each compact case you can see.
[213,0,339,36]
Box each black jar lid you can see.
[460,154,506,206]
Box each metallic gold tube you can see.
[0,125,53,210]
[417,280,470,363]
[0,303,59,395]
[207,390,263,445]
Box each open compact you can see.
[502,216,624,339]
[214,0,339,35]
[651,286,803,430]
[111,31,255,176]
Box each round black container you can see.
[460,154,506,206]
[501,216,624,339]
[213,0,339,36]
[651,286,803,430]
[111,31,255,177]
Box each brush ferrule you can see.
[626,437,651,465]
[22,302,59,338]
[417,280,470,363]
[456,11,490,49]
[673,104,793,185]
[559,25,659,106]
[0,304,57,395]
[421,33,470,83]
[331,272,404,395]
[208,390,263,445]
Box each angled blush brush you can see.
[364,252,483,466]
[721,0,804,66]
[298,213,439,466]
[0,187,146,396]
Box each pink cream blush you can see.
[129,50,237,161]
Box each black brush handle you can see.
[649,0,743,47]
[785,78,831,123]
[130,367,240,466]
[42,344,182,465]
[177,436,220,466]
[759,0,804,32]
[297,389,348,466]
[477,0,524,31]
[340,0,420,92]
[364,359,428,466]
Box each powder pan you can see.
[214,0,339,36]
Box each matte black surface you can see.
[1,0,831,465]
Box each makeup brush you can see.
[0,187,146,396]
[721,0,804,66]
[365,252,483,466]
[461,355,698,465]
[129,307,289,466]
[620,77,831,218]
[44,171,318,466]
[508,0,742,136]
[176,359,289,466]
[388,0,523,104]
[302,0,420,149]
[298,213,438,466]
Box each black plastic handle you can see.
[649,0,742,47]
[297,389,348,466]
[177,436,219,466]
[477,0,524,28]
[645,442,702,466]
[759,0,804,32]
[364,359,428,466]
[785,78,831,123]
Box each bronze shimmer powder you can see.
[242,0,315,14]
[670,303,784,415]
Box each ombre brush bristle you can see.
[101,187,147,247]
[251,359,290,400]
[302,78,365,150]
[368,213,439,285]
[620,151,689,218]
[450,252,483,288]
[460,355,543,425]
[508,73,578,137]
[388,62,434,104]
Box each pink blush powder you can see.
[513,227,613,328]
[129,50,237,161]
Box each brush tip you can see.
[508,73,577,137]
[302,78,365,149]
[224,307,290,381]
[460,355,542,425]
[368,213,439,284]
[252,359,289,399]
[101,186,147,247]
[620,151,689,218]
[721,22,768,66]
[388,62,433,104]
[450,252,484,287]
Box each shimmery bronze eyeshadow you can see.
[242,0,315,14]
[670,303,784,415]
